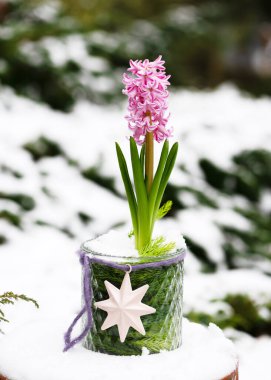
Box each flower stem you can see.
[145,131,154,194]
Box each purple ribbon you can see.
[63,249,186,352]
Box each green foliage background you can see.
[1,0,271,348]
[1,0,271,110]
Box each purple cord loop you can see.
[63,248,186,352]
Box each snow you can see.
[0,84,271,379]
[171,85,271,171]
[84,229,139,257]
[83,225,187,257]
[167,6,198,27]
[184,269,271,315]
[39,36,109,71]
[0,318,238,380]
[234,332,271,379]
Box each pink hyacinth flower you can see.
[123,56,173,145]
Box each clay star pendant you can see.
[95,272,156,342]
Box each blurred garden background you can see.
[0,0,271,378]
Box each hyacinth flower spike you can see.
[116,56,178,253]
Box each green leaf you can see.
[149,140,169,220]
[0,292,39,309]
[139,236,176,257]
[128,230,134,238]
[0,316,9,323]
[0,292,39,333]
[130,138,148,206]
[130,138,150,249]
[140,144,145,173]
[156,200,173,220]
[116,143,138,238]
[152,142,179,227]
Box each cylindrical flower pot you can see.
[80,239,185,356]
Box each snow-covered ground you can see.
[0,317,238,380]
[0,85,271,378]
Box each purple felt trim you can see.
[63,249,186,352]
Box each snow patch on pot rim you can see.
[82,222,187,258]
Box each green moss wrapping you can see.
[83,253,184,356]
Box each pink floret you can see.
[123,55,173,144]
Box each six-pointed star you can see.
[95,272,156,342]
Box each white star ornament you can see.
[95,272,156,343]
